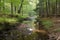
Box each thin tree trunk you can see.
[58,0,60,16]
[21,4,24,16]
[46,0,50,17]
[3,0,5,13]
[55,0,57,17]
[11,1,14,14]
[14,6,16,14]
[48,0,50,17]
[41,0,44,17]
[59,0,60,15]
[0,0,1,12]
[18,0,24,14]
[52,5,55,16]
[38,0,43,17]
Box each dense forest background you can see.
[0,0,60,40]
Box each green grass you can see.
[0,13,28,23]
[0,17,18,23]
[42,20,53,30]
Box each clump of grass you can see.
[42,20,53,30]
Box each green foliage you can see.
[0,17,18,23]
[0,0,38,40]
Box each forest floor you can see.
[42,17,60,32]
[50,17,60,31]
[42,17,60,40]
[17,17,60,40]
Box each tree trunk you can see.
[39,0,44,17]
[48,0,50,17]
[46,0,50,17]
[59,0,60,15]
[18,0,24,14]
[14,6,16,14]
[3,0,5,13]
[55,0,57,17]
[11,1,14,14]
[0,0,1,12]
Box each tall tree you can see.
[55,0,57,17]
[3,0,5,13]
[46,0,50,17]
[0,0,1,12]
[14,6,17,14]
[18,0,24,14]
[39,0,44,17]
[58,0,60,15]
[11,0,14,14]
